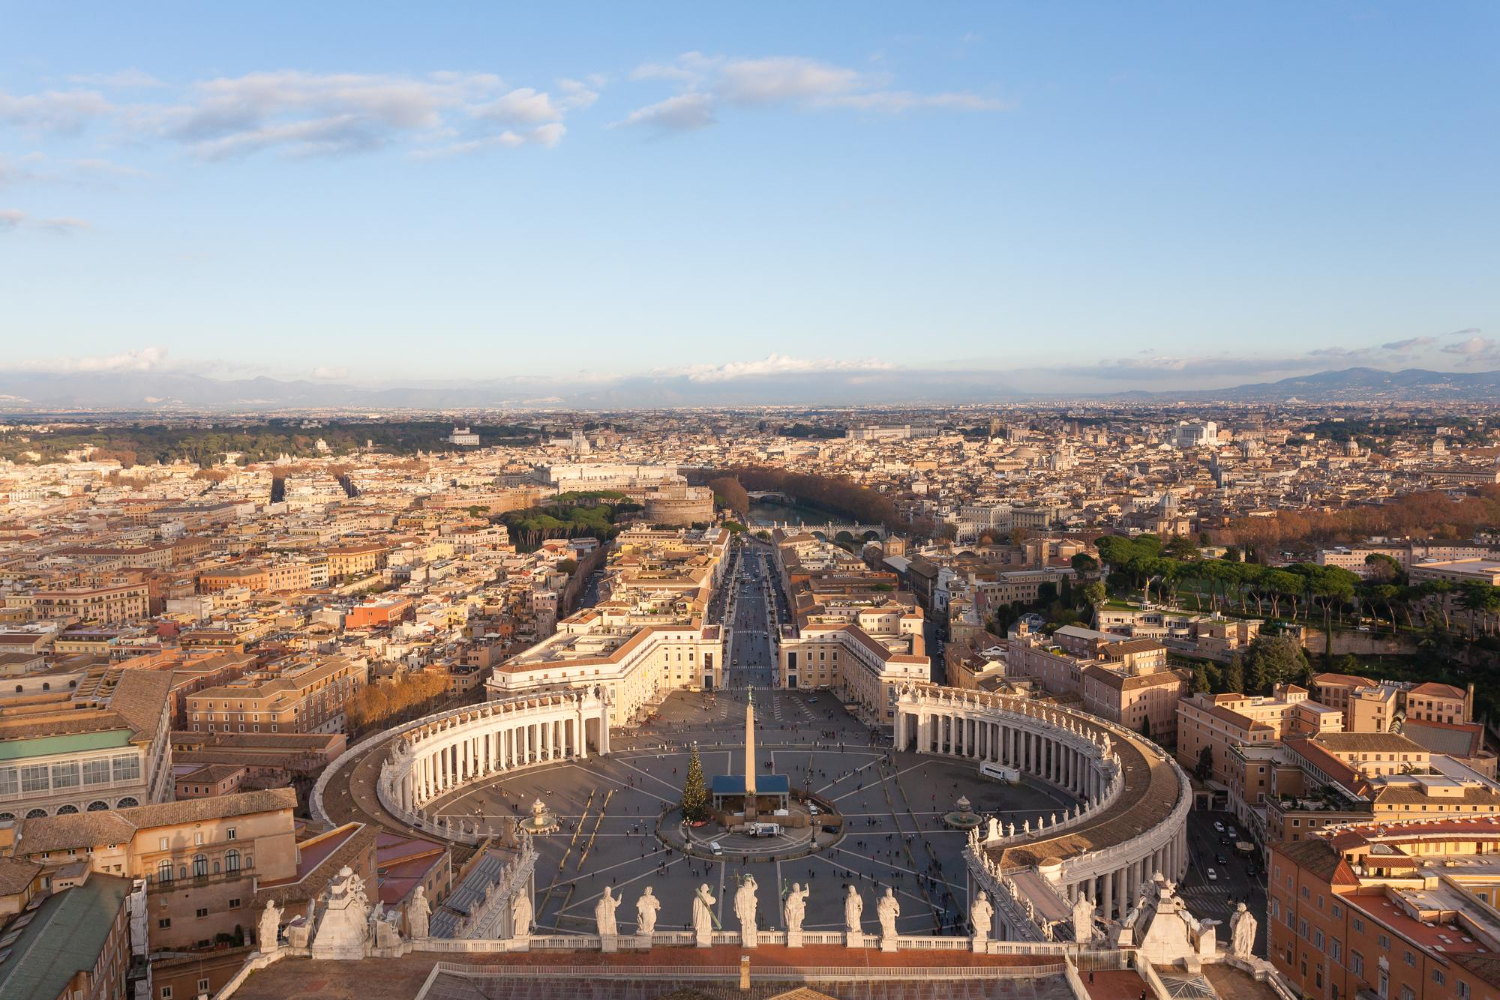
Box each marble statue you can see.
[986,816,1001,841]
[636,887,660,937]
[258,899,282,953]
[511,889,533,939]
[970,891,993,946]
[595,886,620,938]
[844,885,864,935]
[876,887,900,942]
[1072,893,1095,944]
[784,883,808,935]
[408,886,431,940]
[733,875,758,948]
[372,904,402,949]
[1229,902,1258,959]
[310,865,372,961]
[692,884,717,944]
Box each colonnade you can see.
[896,684,1191,940]
[379,689,610,831]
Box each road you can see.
[725,542,779,689]
[1177,808,1268,956]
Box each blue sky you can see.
[2,2,1497,394]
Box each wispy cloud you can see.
[615,52,1008,132]
[655,353,897,382]
[0,70,588,161]
[0,207,88,234]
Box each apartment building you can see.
[1270,818,1500,1000]
[0,667,174,819]
[30,583,150,624]
[1177,687,1342,786]
[186,655,368,736]
[5,788,298,954]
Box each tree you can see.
[681,742,709,823]
[1082,580,1107,610]
[1220,658,1245,695]
[1008,526,1029,546]
[1139,715,1152,739]
[1071,553,1099,575]
[707,476,750,518]
[1195,745,1215,782]
[1191,664,1212,694]
[1241,633,1307,695]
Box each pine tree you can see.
[1195,745,1215,782]
[682,741,709,823]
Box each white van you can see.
[709,841,723,856]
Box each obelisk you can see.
[744,689,757,820]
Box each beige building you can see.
[30,583,150,624]
[5,788,299,953]
[187,655,368,736]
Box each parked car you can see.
[1206,868,1218,882]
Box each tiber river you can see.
[746,500,845,527]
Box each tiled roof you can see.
[16,787,296,855]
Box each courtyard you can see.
[427,689,1075,937]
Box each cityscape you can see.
[3,5,1500,1000]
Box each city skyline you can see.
[3,2,1498,395]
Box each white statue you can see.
[784,883,808,935]
[844,885,864,934]
[986,816,1001,841]
[512,889,534,939]
[876,887,900,940]
[1072,893,1095,944]
[636,887,660,937]
[735,876,759,947]
[693,883,717,942]
[1229,902,1258,959]
[970,891,993,944]
[595,886,620,937]
[408,886,430,940]
[310,865,372,961]
[258,899,282,953]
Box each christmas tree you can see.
[682,741,709,822]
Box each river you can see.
[746,500,845,527]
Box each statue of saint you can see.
[595,886,620,938]
[876,887,900,940]
[407,886,430,940]
[693,883,717,940]
[511,890,533,939]
[1072,893,1095,944]
[1229,902,1258,959]
[970,891,993,943]
[636,886,660,937]
[844,885,864,935]
[784,883,808,935]
[735,876,759,947]
[258,899,282,953]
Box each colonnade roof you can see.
[995,728,1180,872]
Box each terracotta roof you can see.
[16,787,296,856]
[1274,837,1353,884]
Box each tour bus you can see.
[979,762,1021,784]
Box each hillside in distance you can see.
[0,365,1497,411]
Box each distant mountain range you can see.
[0,366,1496,411]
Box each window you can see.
[226,849,240,872]
[193,854,208,877]
[159,837,169,852]
[50,762,79,789]
[227,827,237,841]
[111,755,141,783]
[20,765,48,794]
[196,907,208,918]
[1403,951,1415,967]
[157,860,172,882]
[1351,952,1364,976]
[83,759,110,785]
[194,832,203,845]
[229,898,240,908]
[161,988,173,999]
[198,980,210,994]
[1433,970,1445,986]
[158,918,171,929]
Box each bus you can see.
[979,762,1020,784]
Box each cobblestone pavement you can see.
[427,690,1075,938]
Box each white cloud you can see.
[0,88,114,132]
[611,93,716,131]
[311,365,352,380]
[472,87,562,125]
[617,52,1007,131]
[659,354,897,382]
[15,346,172,373]
[0,69,590,161]
[0,208,88,234]
[1441,336,1499,365]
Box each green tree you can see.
[1071,553,1099,575]
[1191,664,1212,694]
[1220,657,1245,694]
[1241,632,1306,695]
[681,742,709,823]
[1194,745,1215,782]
